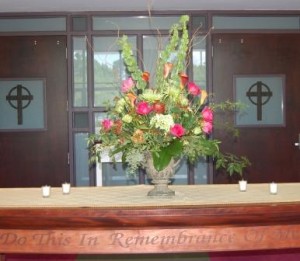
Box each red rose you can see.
[202,121,213,134]
[136,101,152,115]
[201,106,213,122]
[187,82,201,96]
[101,119,113,132]
[170,124,185,138]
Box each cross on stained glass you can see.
[6,84,34,125]
[246,81,272,121]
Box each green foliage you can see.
[216,154,251,177]
[118,36,146,90]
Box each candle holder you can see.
[269,182,278,195]
[41,185,51,198]
[239,180,247,192]
[62,183,71,194]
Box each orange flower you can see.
[163,62,173,78]
[113,119,123,135]
[179,73,188,89]
[131,129,144,144]
[126,92,137,107]
[152,101,165,114]
[142,71,150,82]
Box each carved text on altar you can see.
[0,232,72,246]
[79,234,99,246]
[109,230,235,248]
[1,228,300,249]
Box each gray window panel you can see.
[93,16,180,31]
[72,16,87,31]
[0,17,66,32]
[213,16,300,30]
[73,112,89,129]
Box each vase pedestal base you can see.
[147,183,175,197]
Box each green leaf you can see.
[152,150,172,172]
[152,139,183,171]
[167,139,183,157]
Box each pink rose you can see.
[136,101,152,115]
[170,124,185,138]
[101,119,113,132]
[201,106,213,122]
[202,121,213,134]
[121,77,134,93]
[187,82,201,96]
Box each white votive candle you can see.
[270,182,277,195]
[42,185,51,197]
[239,180,247,192]
[62,183,71,194]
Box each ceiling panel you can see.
[0,0,300,13]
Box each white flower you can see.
[150,114,174,132]
[125,150,145,174]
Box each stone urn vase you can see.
[143,152,181,197]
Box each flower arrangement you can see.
[88,15,250,177]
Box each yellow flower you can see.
[180,96,189,107]
[200,90,208,105]
[122,114,132,123]
[115,98,126,113]
[193,127,202,135]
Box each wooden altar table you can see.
[1,183,300,254]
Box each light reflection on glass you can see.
[93,36,136,107]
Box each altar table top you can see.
[0,183,299,208]
[1,183,300,254]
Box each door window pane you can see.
[102,163,138,186]
[143,35,175,86]
[74,133,90,186]
[194,158,208,184]
[192,36,208,183]
[93,36,136,107]
[192,36,206,89]
[73,37,88,107]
